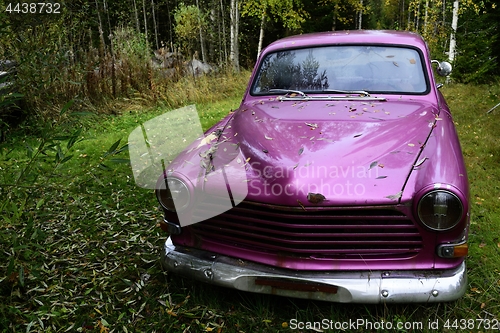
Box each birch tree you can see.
[230,0,240,71]
[241,0,309,59]
[448,0,459,63]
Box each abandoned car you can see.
[154,30,469,303]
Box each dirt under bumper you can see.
[161,237,467,303]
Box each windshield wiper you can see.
[268,89,307,98]
[321,89,371,96]
[269,88,386,101]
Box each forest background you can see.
[0,0,498,123]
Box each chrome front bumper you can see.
[161,237,467,303]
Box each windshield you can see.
[251,45,428,95]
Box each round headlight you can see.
[156,177,190,212]
[417,190,463,231]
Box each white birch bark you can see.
[358,0,363,29]
[257,12,265,59]
[230,0,240,71]
[449,0,459,62]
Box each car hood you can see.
[219,98,439,206]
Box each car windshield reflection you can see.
[252,45,428,95]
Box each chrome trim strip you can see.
[161,237,467,303]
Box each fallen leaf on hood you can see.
[305,122,318,129]
[413,157,428,167]
[353,133,363,138]
[298,147,304,155]
[385,191,402,200]
[376,175,388,179]
[408,143,415,147]
[369,161,378,170]
[265,135,273,140]
[196,133,218,148]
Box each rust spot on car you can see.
[307,193,327,204]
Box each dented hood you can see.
[221,98,439,206]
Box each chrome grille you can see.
[190,200,423,258]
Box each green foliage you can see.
[112,27,150,64]
[174,3,205,56]
[241,0,309,31]
[452,3,499,83]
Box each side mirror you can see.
[431,60,452,77]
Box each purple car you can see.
[156,30,469,303]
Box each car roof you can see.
[262,30,428,54]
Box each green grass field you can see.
[1,78,499,332]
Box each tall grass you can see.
[5,23,248,128]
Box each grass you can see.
[0,79,499,333]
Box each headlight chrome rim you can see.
[417,190,463,231]
[156,177,191,212]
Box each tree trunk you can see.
[151,0,159,50]
[104,0,116,97]
[133,0,140,34]
[95,0,105,53]
[257,11,265,59]
[196,0,207,63]
[332,6,337,31]
[230,0,240,71]
[358,0,363,29]
[416,0,420,31]
[142,0,148,44]
[448,0,459,62]
[220,0,227,65]
[424,0,429,34]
